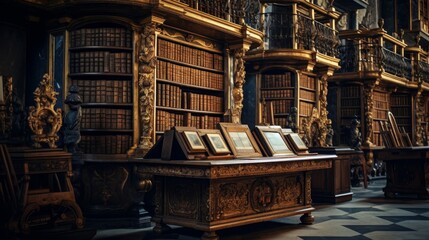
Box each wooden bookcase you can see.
[299,73,317,119]
[259,70,295,127]
[69,24,134,155]
[155,35,225,139]
[373,90,389,146]
[339,85,362,144]
[390,93,412,134]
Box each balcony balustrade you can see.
[262,12,338,57]
[337,41,412,80]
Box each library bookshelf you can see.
[390,92,412,134]
[372,90,389,146]
[69,23,134,155]
[259,70,295,127]
[155,33,225,140]
[299,73,317,120]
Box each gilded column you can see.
[318,74,329,147]
[137,22,158,154]
[232,48,246,124]
[363,80,379,146]
[415,81,424,146]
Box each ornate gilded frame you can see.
[218,122,262,158]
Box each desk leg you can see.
[300,213,314,225]
[202,231,218,240]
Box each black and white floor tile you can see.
[94,179,429,240]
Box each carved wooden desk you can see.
[137,155,334,240]
[377,146,429,199]
[310,147,363,203]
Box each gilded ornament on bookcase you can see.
[0,75,13,139]
[27,74,62,148]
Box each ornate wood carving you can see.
[159,27,219,50]
[0,76,13,138]
[137,22,158,154]
[415,81,424,146]
[138,159,331,179]
[232,48,246,123]
[363,80,379,146]
[166,179,199,219]
[28,74,62,148]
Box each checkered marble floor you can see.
[94,179,429,240]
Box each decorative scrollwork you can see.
[137,22,158,154]
[232,48,246,123]
[363,80,379,146]
[27,74,62,148]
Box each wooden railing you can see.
[337,43,412,79]
[179,0,260,25]
[262,12,338,57]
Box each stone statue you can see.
[64,85,82,153]
[349,116,362,150]
[286,107,298,133]
[325,119,334,147]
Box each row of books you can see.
[71,79,132,104]
[390,107,412,116]
[155,110,222,132]
[373,109,388,119]
[70,27,132,48]
[269,99,294,114]
[299,75,316,90]
[156,110,184,132]
[260,89,294,99]
[70,52,132,74]
[80,134,133,154]
[157,38,223,70]
[373,91,388,103]
[184,92,223,112]
[299,89,316,101]
[273,117,289,128]
[340,108,361,118]
[156,83,223,112]
[341,98,361,107]
[157,60,224,90]
[374,100,388,109]
[299,101,315,117]
[341,86,360,97]
[261,73,293,88]
[81,108,133,130]
[390,95,411,105]
[180,0,226,19]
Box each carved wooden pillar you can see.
[136,19,162,154]
[363,79,379,147]
[415,81,424,146]
[231,48,247,124]
[318,74,329,147]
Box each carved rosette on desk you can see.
[27,74,62,148]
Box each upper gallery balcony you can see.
[245,1,341,73]
[332,22,413,87]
